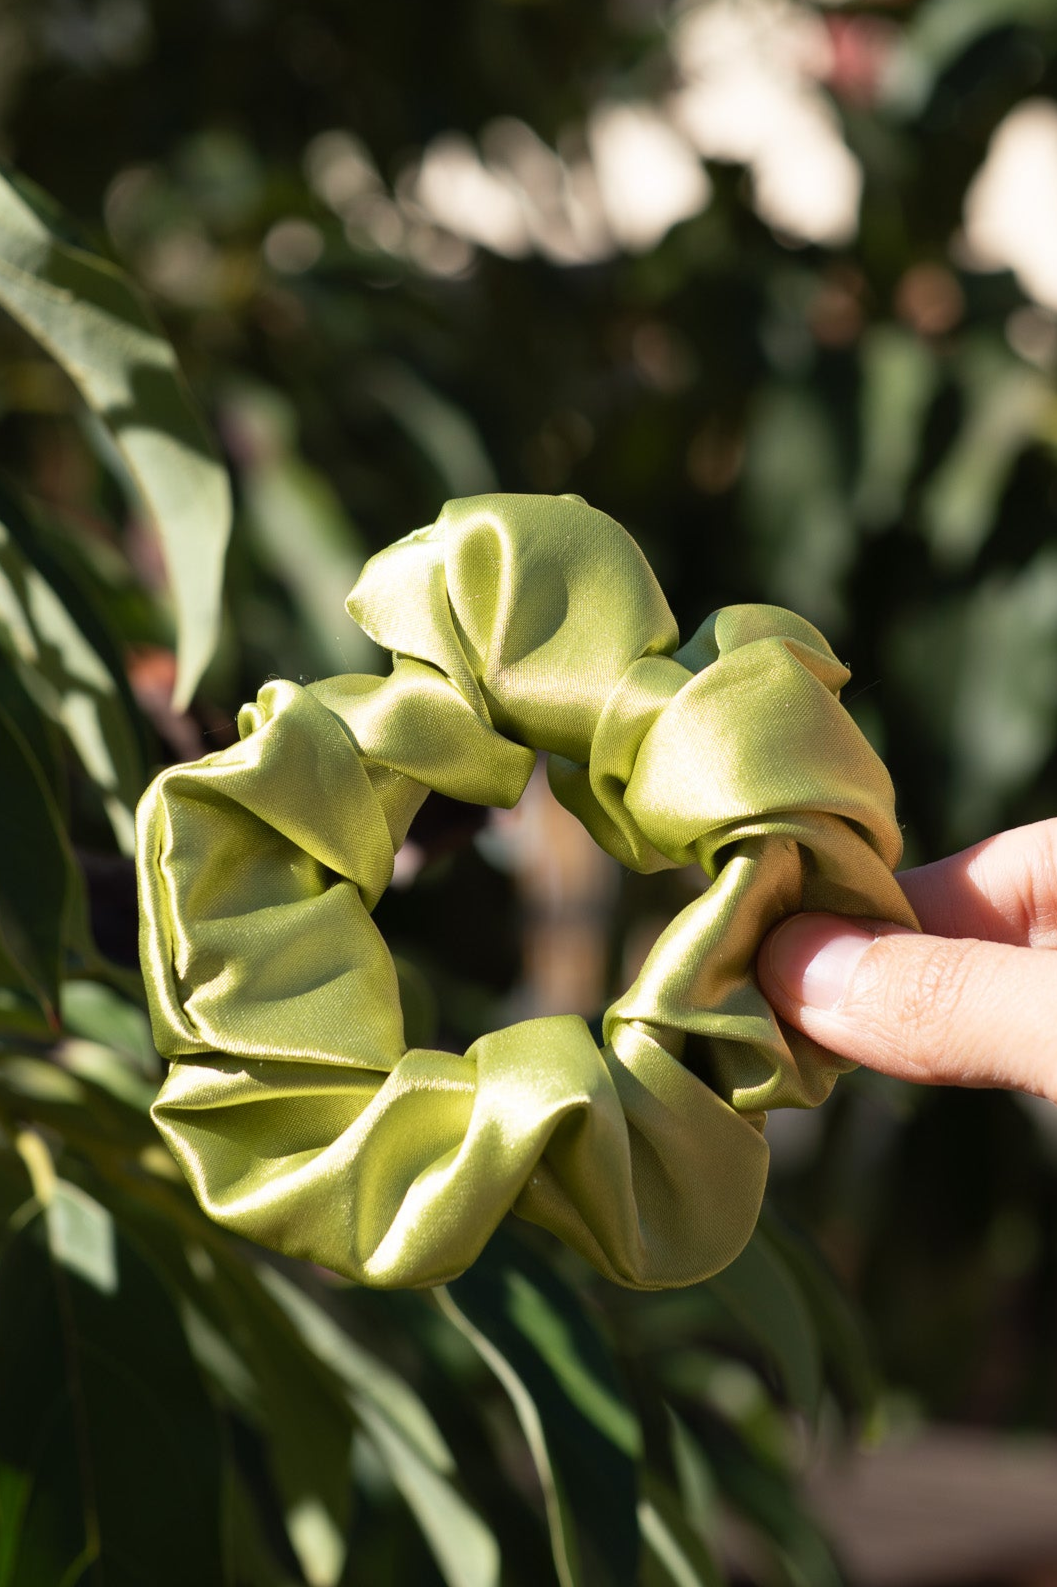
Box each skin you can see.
[756,818,1057,1102]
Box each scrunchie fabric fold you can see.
[137,493,917,1289]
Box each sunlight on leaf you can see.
[638,1482,725,1587]
[441,1234,642,1587]
[0,171,231,707]
[0,1178,224,1585]
[0,492,143,850]
[257,1266,499,1587]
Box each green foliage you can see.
[0,485,144,852]
[0,706,72,1025]
[0,1158,225,1586]
[2,1,1057,1582]
[0,170,231,711]
[441,1234,641,1587]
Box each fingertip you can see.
[761,911,1057,1096]
[759,914,908,1014]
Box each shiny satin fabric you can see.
[137,493,917,1289]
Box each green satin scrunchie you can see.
[137,493,916,1290]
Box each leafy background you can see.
[2,1,1057,1583]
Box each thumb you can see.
[757,915,1057,1100]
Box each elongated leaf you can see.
[886,0,1057,115]
[885,547,1057,843]
[0,1176,225,1586]
[0,657,61,795]
[922,341,1048,569]
[228,383,378,677]
[53,1164,355,1587]
[855,327,938,530]
[258,1269,451,1467]
[666,1408,721,1545]
[440,1232,642,1587]
[258,1267,500,1587]
[742,381,851,634]
[244,452,376,674]
[0,703,73,1023]
[0,170,231,707]
[0,1146,33,1257]
[211,1265,354,1587]
[353,1397,500,1587]
[707,1226,822,1419]
[363,360,498,497]
[693,1415,843,1587]
[0,1054,157,1159]
[224,1466,301,1587]
[759,1217,877,1418]
[60,980,157,1078]
[0,487,144,851]
[638,1479,725,1587]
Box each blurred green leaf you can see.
[707,1226,823,1420]
[0,1057,87,1113]
[60,1039,159,1113]
[760,1217,877,1419]
[0,1144,31,1239]
[0,656,62,796]
[60,980,157,1077]
[224,1465,304,1587]
[59,1175,356,1587]
[0,487,144,851]
[855,326,938,530]
[703,1419,843,1587]
[887,0,1057,114]
[741,382,852,635]
[951,551,1057,819]
[666,1408,721,1544]
[352,1394,499,1587]
[44,1173,117,1292]
[210,1264,355,1587]
[638,1478,725,1587]
[0,169,231,708]
[440,1232,642,1587]
[0,1054,159,1176]
[922,340,1048,570]
[889,546,1057,843]
[259,1270,451,1466]
[0,703,74,1024]
[230,383,379,676]
[258,1267,500,1587]
[363,361,498,499]
[0,1170,225,1586]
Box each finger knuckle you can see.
[861,936,982,1066]
[1022,824,1057,946]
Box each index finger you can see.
[898,818,1057,949]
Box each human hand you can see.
[756,819,1057,1100]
